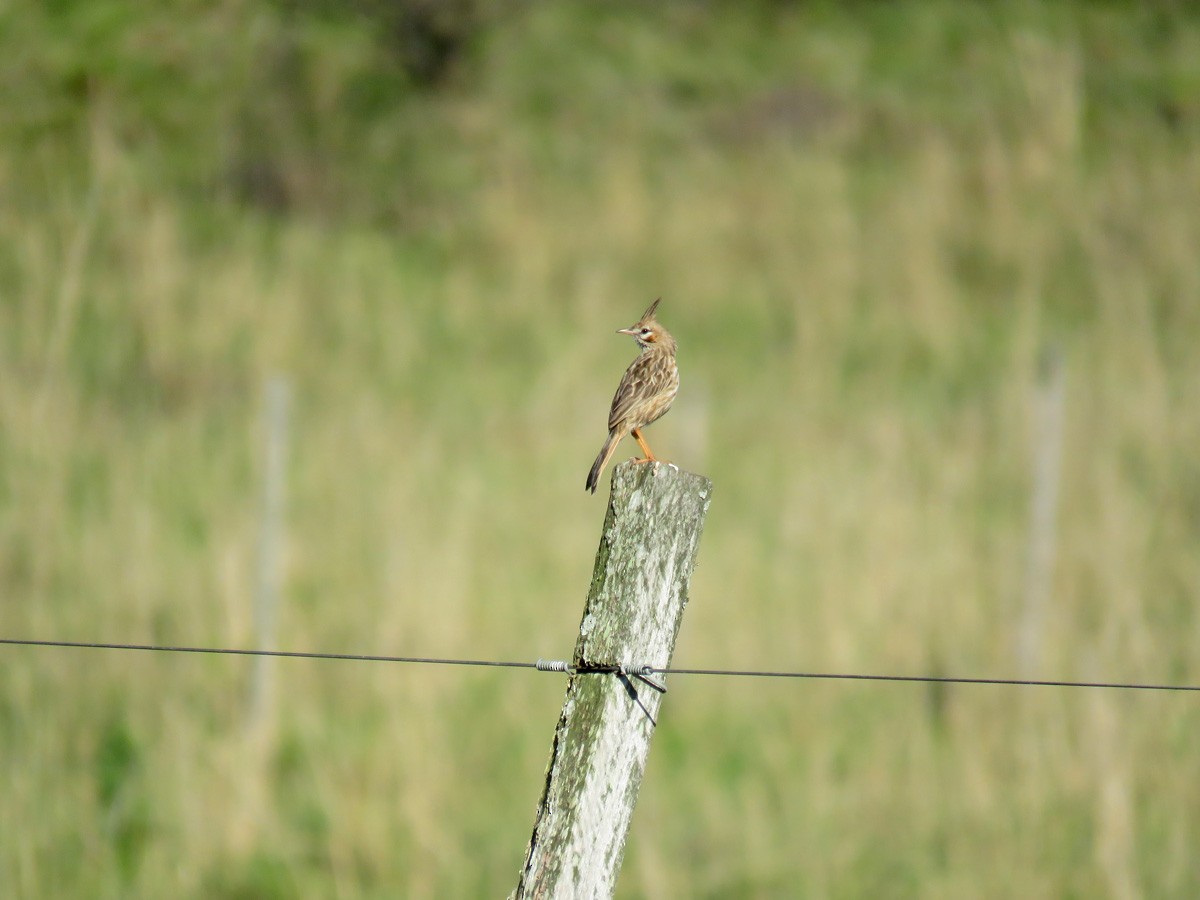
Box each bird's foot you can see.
[630,456,678,476]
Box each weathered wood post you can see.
[247,374,290,733]
[1016,345,1064,676]
[513,460,712,899]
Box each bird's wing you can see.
[608,354,670,431]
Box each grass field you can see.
[3,1,1200,896]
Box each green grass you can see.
[3,1,1200,896]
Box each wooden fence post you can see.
[1017,345,1064,676]
[247,374,290,733]
[513,460,712,899]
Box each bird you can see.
[586,298,680,494]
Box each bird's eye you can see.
[640,327,652,335]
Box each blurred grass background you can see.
[3,0,1200,896]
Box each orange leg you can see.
[630,427,657,463]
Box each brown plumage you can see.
[586,298,680,494]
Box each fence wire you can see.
[2,637,1197,693]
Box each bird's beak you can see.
[616,327,638,335]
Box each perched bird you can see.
[586,298,680,494]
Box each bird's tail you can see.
[586,431,621,494]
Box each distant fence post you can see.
[247,374,290,733]
[1016,345,1064,676]
[513,461,712,900]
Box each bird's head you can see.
[617,298,674,351]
